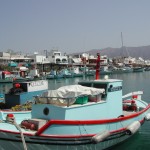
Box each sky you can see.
[1,0,150,55]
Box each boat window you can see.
[19,83,28,92]
[93,83,107,99]
[43,107,49,115]
[78,83,92,87]
[93,83,107,91]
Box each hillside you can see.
[77,45,150,59]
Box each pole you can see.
[95,53,100,80]
[121,32,124,48]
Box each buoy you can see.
[15,83,21,88]
[6,114,15,122]
[104,75,109,80]
[145,113,150,121]
[126,121,141,135]
[132,95,138,99]
[91,130,110,144]
[21,120,36,130]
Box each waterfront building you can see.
[0,52,33,70]
[48,50,68,64]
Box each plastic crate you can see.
[88,94,101,102]
[75,96,88,104]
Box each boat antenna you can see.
[95,53,100,80]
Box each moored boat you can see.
[46,74,55,79]
[133,67,144,72]
[69,66,84,77]
[110,66,133,74]
[4,79,48,109]
[144,66,150,71]
[62,68,73,78]
[0,53,149,150]
[0,71,13,83]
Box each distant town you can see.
[0,49,150,80]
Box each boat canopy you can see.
[42,85,105,98]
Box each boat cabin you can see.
[32,79,123,121]
[5,80,48,109]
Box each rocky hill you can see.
[77,45,150,59]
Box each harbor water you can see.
[0,71,150,150]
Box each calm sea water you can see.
[0,71,150,150]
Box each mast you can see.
[121,32,124,48]
[121,32,129,57]
[95,53,100,80]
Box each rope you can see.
[6,117,27,150]
[13,121,28,150]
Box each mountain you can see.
[77,45,150,59]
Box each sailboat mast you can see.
[121,32,124,48]
[121,32,129,57]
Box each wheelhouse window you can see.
[93,83,107,99]
[78,82,92,87]
[93,83,107,91]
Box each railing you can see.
[34,96,77,107]
[34,94,101,107]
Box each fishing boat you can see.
[46,70,55,79]
[11,69,44,83]
[69,66,84,77]
[62,67,84,78]
[100,66,112,75]
[0,71,13,83]
[133,66,144,72]
[62,68,73,78]
[86,68,95,76]
[110,66,133,74]
[4,79,48,109]
[0,53,150,150]
[46,73,55,79]
[0,80,48,131]
[46,70,64,79]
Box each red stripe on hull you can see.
[0,118,145,139]
[37,118,145,138]
[35,105,150,136]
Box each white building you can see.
[124,57,136,65]
[28,52,49,64]
[88,54,108,66]
[145,60,150,66]
[48,50,68,64]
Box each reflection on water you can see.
[109,72,150,102]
